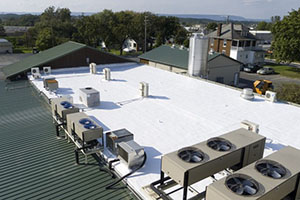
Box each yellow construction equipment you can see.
[253,80,273,95]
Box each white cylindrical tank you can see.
[188,33,209,77]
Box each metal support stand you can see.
[183,172,189,200]
[75,148,79,165]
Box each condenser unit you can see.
[43,77,55,88]
[206,146,300,200]
[265,91,276,102]
[160,128,265,199]
[51,97,79,122]
[66,112,103,143]
[31,67,40,75]
[79,87,100,107]
[106,128,134,155]
[117,140,145,169]
[43,66,51,75]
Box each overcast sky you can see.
[0,0,299,19]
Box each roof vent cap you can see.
[240,88,254,100]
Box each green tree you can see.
[0,24,5,36]
[174,27,188,45]
[275,83,300,104]
[257,21,269,30]
[271,8,300,62]
[206,22,218,31]
[35,28,54,50]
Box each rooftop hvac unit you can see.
[106,128,134,155]
[43,66,51,75]
[89,63,97,74]
[241,120,259,133]
[43,77,58,91]
[205,146,300,200]
[31,67,41,79]
[31,67,40,75]
[117,140,145,169]
[43,77,55,88]
[66,112,103,143]
[51,97,79,122]
[160,128,265,199]
[265,91,276,102]
[241,88,254,100]
[103,68,111,81]
[140,82,149,97]
[79,87,100,107]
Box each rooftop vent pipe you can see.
[240,88,254,100]
[140,82,149,97]
[89,63,97,74]
[188,33,209,77]
[103,68,111,81]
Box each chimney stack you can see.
[217,23,222,36]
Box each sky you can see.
[0,0,299,19]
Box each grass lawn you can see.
[265,64,300,79]
[13,47,32,53]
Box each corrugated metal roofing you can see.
[138,45,221,69]
[0,80,136,200]
[2,41,86,78]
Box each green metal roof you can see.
[0,80,136,200]
[139,45,240,70]
[2,41,86,78]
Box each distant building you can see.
[249,30,272,44]
[4,26,32,36]
[0,39,13,53]
[139,45,242,86]
[123,38,137,52]
[208,23,265,65]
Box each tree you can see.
[174,27,188,45]
[275,83,300,104]
[206,22,218,32]
[0,24,5,36]
[35,28,54,50]
[271,8,300,62]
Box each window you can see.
[252,41,256,47]
[246,41,251,47]
[246,54,248,59]
[222,50,226,54]
[134,43,137,47]
[210,39,214,46]
[232,40,238,47]
[223,39,227,47]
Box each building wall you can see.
[207,56,240,86]
[212,38,232,56]
[146,60,187,73]
[45,47,130,69]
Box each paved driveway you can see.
[239,71,300,89]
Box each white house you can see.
[122,38,137,52]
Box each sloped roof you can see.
[138,45,240,69]
[2,41,86,78]
[0,80,136,199]
[208,23,257,40]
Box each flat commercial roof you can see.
[30,63,300,199]
[0,80,136,200]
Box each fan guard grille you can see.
[177,147,204,163]
[207,137,232,152]
[226,174,259,196]
[255,160,286,179]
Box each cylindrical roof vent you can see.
[240,88,254,100]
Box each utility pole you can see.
[144,15,148,53]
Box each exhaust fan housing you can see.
[106,128,134,155]
[67,112,103,142]
[161,128,266,187]
[206,146,300,200]
[51,97,79,121]
[117,140,144,169]
[79,87,100,107]
[265,91,276,102]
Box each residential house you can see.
[123,38,137,52]
[208,23,265,65]
[0,38,13,53]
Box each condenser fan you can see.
[60,101,73,109]
[207,138,232,152]
[255,160,286,179]
[79,118,92,125]
[84,124,97,129]
[226,174,259,196]
[177,147,204,163]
